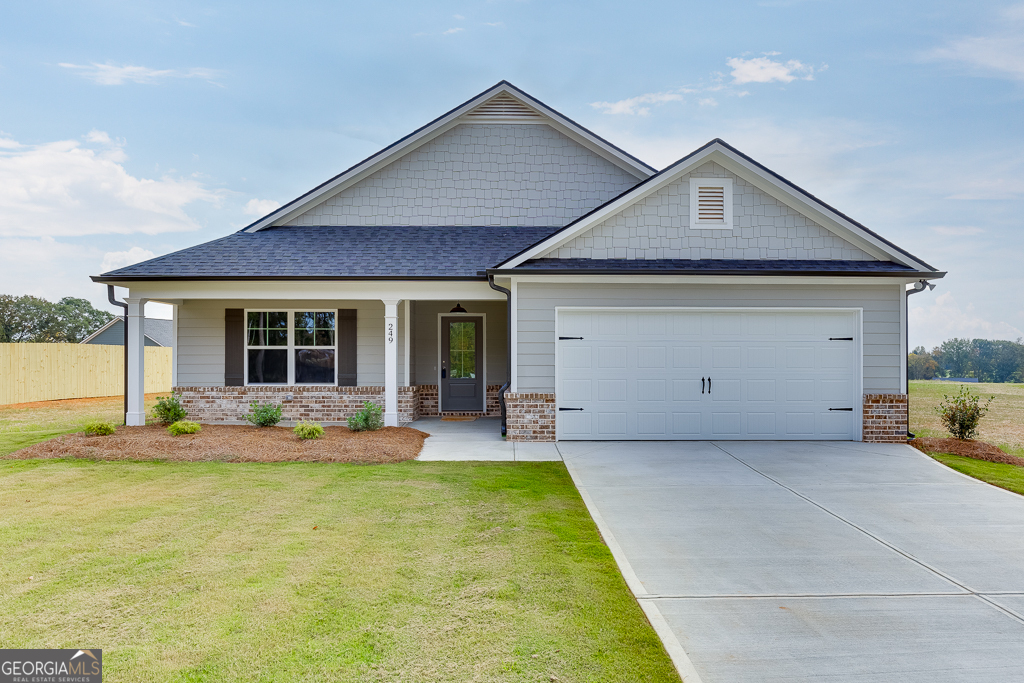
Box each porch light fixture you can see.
[449,302,468,313]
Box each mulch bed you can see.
[910,437,1024,467]
[5,424,429,464]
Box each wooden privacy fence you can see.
[0,343,172,405]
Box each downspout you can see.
[107,285,129,424]
[905,279,935,438]
[487,275,511,437]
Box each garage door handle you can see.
[829,407,853,411]
[708,377,711,394]
[701,377,705,394]
[558,407,584,411]
[559,336,584,340]
[829,337,854,341]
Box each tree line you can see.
[909,338,1024,383]
[0,294,114,344]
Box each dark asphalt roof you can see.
[96,226,560,280]
[500,258,923,275]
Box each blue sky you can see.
[0,0,1021,349]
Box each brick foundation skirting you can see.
[175,385,419,425]
[505,392,556,442]
[862,393,908,443]
[414,384,502,417]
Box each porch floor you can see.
[411,417,561,461]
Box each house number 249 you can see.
[387,322,394,343]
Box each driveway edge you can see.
[562,455,705,683]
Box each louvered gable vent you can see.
[696,185,725,222]
[464,93,545,121]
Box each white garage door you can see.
[556,309,861,441]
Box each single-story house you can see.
[93,81,943,442]
[81,316,174,348]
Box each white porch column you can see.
[383,299,400,427]
[125,297,148,426]
[403,299,411,387]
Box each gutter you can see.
[487,275,511,438]
[107,285,129,424]
[488,268,947,278]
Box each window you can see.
[246,311,336,385]
[689,177,733,229]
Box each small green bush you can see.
[294,420,325,440]
[244,401,283,427]
[84,421,116,436]
[348,401,383,432]
[153,393,188,425]
[167,420,202,436]
[935,385,994,440]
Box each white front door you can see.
[556,308,861,441]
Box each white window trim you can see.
[689,177,733,230]
[244,309,339,386]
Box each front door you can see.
[440,316,484,412]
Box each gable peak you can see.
[462,91,545,122]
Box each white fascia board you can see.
[121,280,504,302]
[504,141,935,272]
[249,83,652,232]
[79,316,121,344]
[509,274,930,287]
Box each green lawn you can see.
[930,453,1024,497]
[0,459,680,683]
[0,395,160,456]
[909,380,1024,456]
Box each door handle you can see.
[701,377,705,394]
[708,377,711,394]
[441,368,447,379]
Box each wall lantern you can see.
[449,302,468,313]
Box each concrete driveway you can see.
[560,440,1024,683]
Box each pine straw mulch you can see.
[5,424,429,464]
[910,437,1024,467]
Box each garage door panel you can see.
[556,309,859,441]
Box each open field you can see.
[0,460,679,683]
[0,395,162,457]
[909,380,1024,456]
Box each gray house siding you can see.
[545,161,875,261]
[84,318,171,347]
[287,124,641,228]
[175,300,405,387]
[515,281,902,394]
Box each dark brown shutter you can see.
[337,309,357,386]
[225,309,244,386]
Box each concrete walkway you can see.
[561,440,1024,683]
[412,417,561,461]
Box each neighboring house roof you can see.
[241,81,655,232]
[497,139,940,273]
[81,317,174,346]
[94,226,557,280]
[495,258,921,276]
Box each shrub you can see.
[244,401,283,427]
[294,420,325,440]
[84,421,116,436]
[347,401,383,432]
[153,393,188,425]
[935,385,994,440]
[167,420,202,436]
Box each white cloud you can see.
[0,133,223,237]
[590,91,685,116]
[483,22,502,27]
[85,129,111,144]
[100,247,156,274]
[727,56,819,84]
[243,198,281,216]
[453,14,465,20]
[698,97,718,107]
[930,226,985,236]
[443,27,463,35]
[928,5,1024,81]
[59,62,221,85]
[910,291,1024,348]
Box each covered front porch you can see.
[118,279,512,431]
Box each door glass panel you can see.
[448,321,476,379]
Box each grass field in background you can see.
[909,381,1024,456]
[0,395,160,456]
[0,459,679,683]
